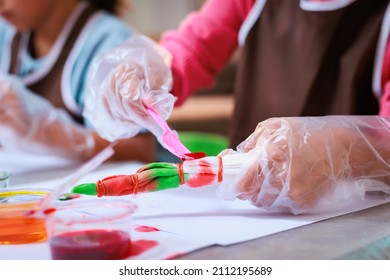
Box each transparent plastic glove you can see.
[217,116,390,214]
[0,75,95,159]
[84,34,176,142]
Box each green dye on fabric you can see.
[71,183,97,196]
[138,162,177,173]
[155,173,189,191]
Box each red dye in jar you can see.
[49,229,131,260]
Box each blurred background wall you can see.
[127,0,204,39]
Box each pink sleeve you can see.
[379,39,390,117]
[160,0,254,106]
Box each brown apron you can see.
[231,0,389,148]
[8,5,97,124]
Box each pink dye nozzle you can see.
[146,106,205,160]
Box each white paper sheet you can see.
[1,162,390,260]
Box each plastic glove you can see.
[84,34,176,142]
[0,75,95,159]
[217,116,390,214]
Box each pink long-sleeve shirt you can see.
[380,37,390,116]
[161,0,390,116]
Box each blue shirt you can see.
[0,3,132,119]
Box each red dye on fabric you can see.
[97,175,138,196]
[97,174,156,196]
[129,239,158,256]
[49,229,131,260]
[186,160,217,187]
[134,225,160,232]
[184,152,206,160]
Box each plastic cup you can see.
[46,198,137,260]
[0,172,10,189]
[0,188,52,244]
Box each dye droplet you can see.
[134,225,160,232]
[43,208,56,215]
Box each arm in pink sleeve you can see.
[379,39,390,117]
[160,0,254,106]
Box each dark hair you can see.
[86,0,131,15]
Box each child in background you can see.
[0,0,156,162]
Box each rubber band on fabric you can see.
[96,180,105,197]
[217,156,223,183]
[176,163,185,185]
[130,175,139,195]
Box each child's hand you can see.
[0,75,95,159]
[218,116,390,214]
[0,76,32,136]
[84,35,176,142]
